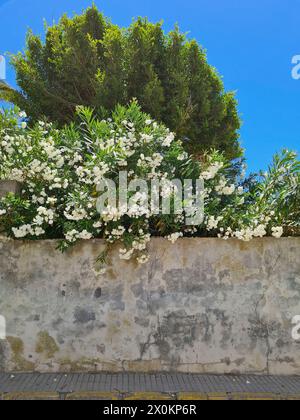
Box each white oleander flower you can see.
[177,153,187,161]
[253,224,267,238]
[272,226,283,239]
[166,232,183,244]
[78,230,93,240]
[12,224,33,238]
[201,162,223,180]
[93,221,102,228]
[222,184,236,196]
[137,254,149,264]
[162,133,175,147]
[206,216,223,231]
[34,227,45,236]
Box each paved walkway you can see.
[0,373,300,400]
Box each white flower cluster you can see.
[272,226,284,239]
[217,223,284,242]
[166,232,184,244]
[0,106,296,268]
[215,178,236,196]
[65,229,93,243]
[206,215,223,231]
[201,162,223,180]
[12,224,45,238]
[119,233,151,261]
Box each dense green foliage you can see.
[0,5,241,159]
[0,104,299,266]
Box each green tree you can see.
[0,5,242,160]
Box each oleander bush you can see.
[0,103,299,266]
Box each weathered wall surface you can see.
[0,237,300,374]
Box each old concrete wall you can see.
[0,237,300,375]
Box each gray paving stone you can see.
[0,373,299,397]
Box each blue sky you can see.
[0,0,299,172]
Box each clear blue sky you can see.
[0,0,299,172]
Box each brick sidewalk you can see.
[0,373,300,400]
